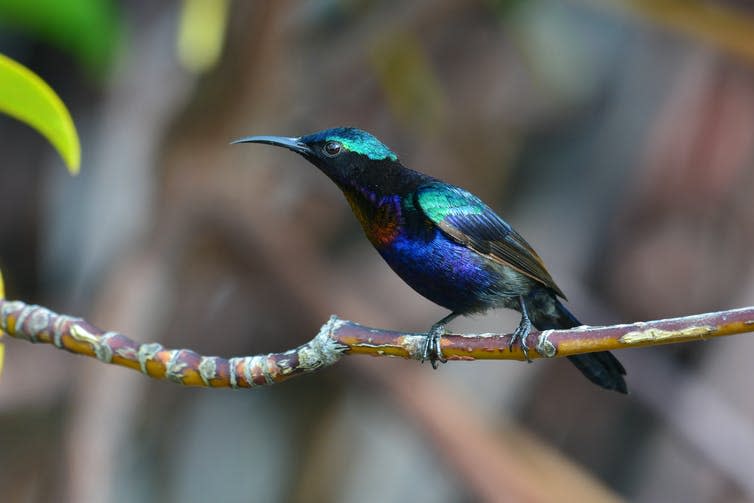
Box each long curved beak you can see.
[231,135,313,156]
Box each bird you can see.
[232,127,627,393]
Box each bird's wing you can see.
[415,183,565,298]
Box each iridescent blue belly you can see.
[376,227,532,313]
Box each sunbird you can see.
[233,128,627,393]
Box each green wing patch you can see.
[415,184,485,224]
[416,183,565,297]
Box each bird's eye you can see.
[323,141,342,157]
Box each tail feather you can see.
[567,352,627,394]
[528,294,627,394]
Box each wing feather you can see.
[416,183,565,298]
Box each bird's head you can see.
[232,127,401,186]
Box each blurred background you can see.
[2,1,754,501]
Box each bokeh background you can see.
[2,1,754,502]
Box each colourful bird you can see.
[233,128,627,393]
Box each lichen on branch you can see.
[1,296,752,389]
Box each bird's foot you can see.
[422,322,448,369]
[509,316,532,362]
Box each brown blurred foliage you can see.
[2,1,754,502]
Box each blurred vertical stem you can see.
[177,0,231,74]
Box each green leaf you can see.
[0,53,81,173]
[0,0,123,75]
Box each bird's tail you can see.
[528,296,627,394]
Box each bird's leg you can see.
[422,312,458,369]
[509,296,532,362]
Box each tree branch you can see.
[1,296,753,388]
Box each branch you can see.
[1,296,753,388]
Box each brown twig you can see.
[1,295,753,388]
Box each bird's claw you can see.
[422,323,447,369]
[509,316,532,362]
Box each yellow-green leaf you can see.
[177,0,230,74]
[0,53,80,173]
